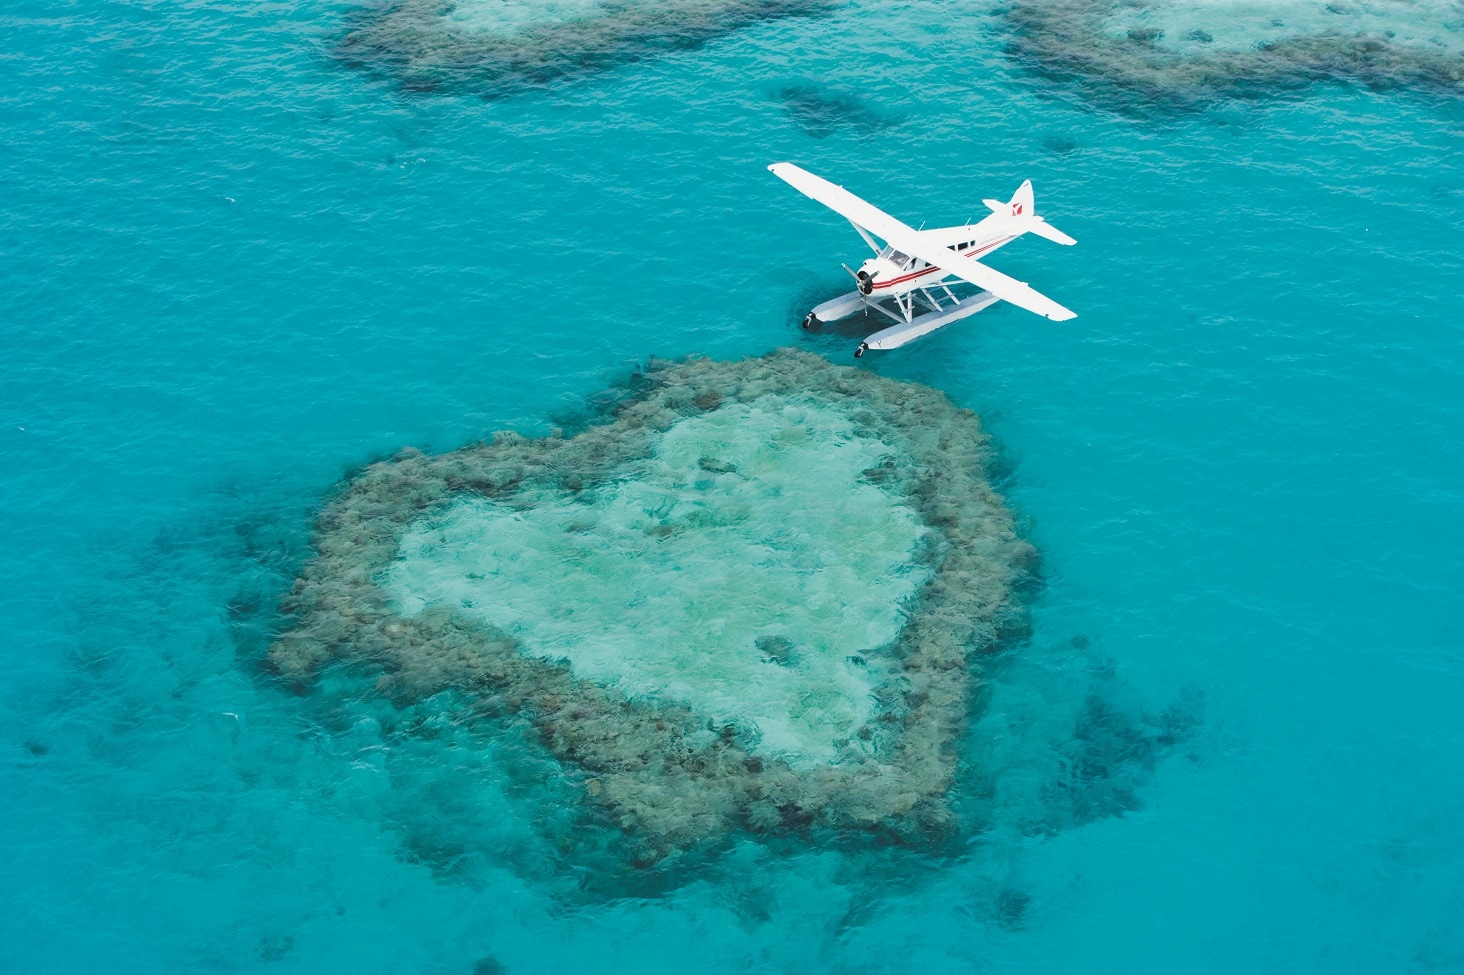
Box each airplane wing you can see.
[768,161,918,245]
[903,234,1076,321]
[769,162,1076,322]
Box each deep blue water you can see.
[3,0,1463,971]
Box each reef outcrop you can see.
[1004,0,1463,111]
[336,0,833,95]
[271,350,1035,858]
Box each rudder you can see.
[1008,179,1034,218]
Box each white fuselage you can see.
[855,215,1018,297]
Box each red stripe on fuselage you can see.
[872,236,1015,290]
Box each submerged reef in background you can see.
[271,350,1036,866]
[1003,0,1463,111]
[336,0,833,94]
[776,82,902,139]
[334,0,1462,104]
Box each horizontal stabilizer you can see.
[769,162,1076,322]
[1027,216,1076,246]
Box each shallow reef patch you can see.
[958,644,1208,843]
[271,349,1036,865]
[336,0,835,95]
[1040,680,1206,828]
[1002,0,1464,111]
[776,82,901,139]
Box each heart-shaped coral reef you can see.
[271,350,1035,858]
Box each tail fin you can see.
[1008,179,1034,219]
[983,179,1034,217]
[983,180,1077,244]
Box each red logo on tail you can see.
[1011,202,1024,216]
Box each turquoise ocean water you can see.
[2,0,1463,971]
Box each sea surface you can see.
[2,0,1463,971]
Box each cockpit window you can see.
[890,250,909,267]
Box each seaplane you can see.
[768,162,1077,357]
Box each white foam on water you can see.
[382,397,935,767]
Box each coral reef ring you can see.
[270,350,1036,856]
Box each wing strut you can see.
[848,220,880,254]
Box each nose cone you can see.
[858,258,890,294]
